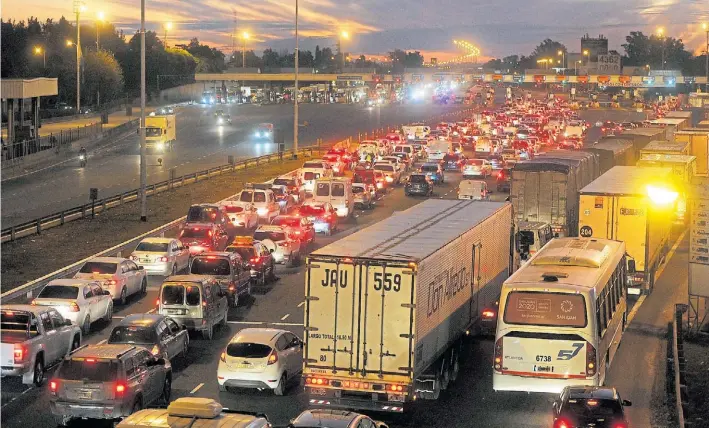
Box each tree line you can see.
[1,17,426,108]
[483,34,707,75]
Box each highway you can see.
[3,101,678,428]
[1,102,469,229]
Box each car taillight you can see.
[151,345,160,356]
[115,382,126,396]
[482,309,496,319]
[220,351,226,362]
[49,380,58,394]
[104,279,117,286]
[267,350,278,365]
[155,298,160,306]
[305,377,329,386]
[388,384,404,392]
[158,256,168,262]
[554,418,572,428]
[613,422,629,428]
[281,241,290,248]
[13,346,25,364]
[250,257,260,264]
[208,230,213,237]
[493,337,503,372]
[69,302,80,312]
[586,342,597,376]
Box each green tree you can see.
[531,38,566,62]
[81,49,124,105]
[621,31,693,71]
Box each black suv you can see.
[405,174,434,197]
[50,343,172,426]
[553,386,631,428]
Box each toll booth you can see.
[1,78,58,144]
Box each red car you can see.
[178,223,229,255]
[271,215,315,246]
[298,203,338,236]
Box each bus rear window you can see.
[503,291,587,328]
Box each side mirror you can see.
[137,265,145,270]
[270,249,275,253]
[103,290,112,296]
[64,319,73,327]
[622,399,632,407]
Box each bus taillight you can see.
[586,342,597,377]
[493,337,503,372]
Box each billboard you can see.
[597,54,621,74]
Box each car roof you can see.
[162,274,214,284]
[255,225,286,232]
[182,222,216,229]
[139,237,174,244]
[193,251,237,259]
[231,328,286,344]
[47,278,101,287]
[87,257,126,263]
[292,409,360,427]
[120,313,165,327]
[565,386,618,400]
[71,343,137,359]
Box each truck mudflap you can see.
[305,389,407,413]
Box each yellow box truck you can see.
[639,140,690,157]
[144,114,176,152]
[578,166,677,295]
[674,129,709,176]
[303,200,516,413]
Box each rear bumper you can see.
[169,316,208,332]
[1,363,30,377]
[50,400,127,420]
[305,389,406,413]
[136,261,172,276]
[492,372,596,394]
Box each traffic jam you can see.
[2,84,700,428]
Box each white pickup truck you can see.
[1,305,82,386]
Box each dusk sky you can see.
[2,0,708,61]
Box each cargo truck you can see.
[144,114,176,153]
[621,128,667,157]
[303,200,516,413]
[583,139,636,174]
[639,140,690,157]
[511,151,599,237]
[697,120,709,130]
[649,118,688,141]
[578,166,677,295]
[674,129,709,176]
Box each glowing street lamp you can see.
[164,22,173,48]
[557,49,565,68]
[34,46,46,68]
[647,184,678,206]
[241,31,250,68]
[656,27,666,70]
[96,11,105,50]
[338,30,350,71]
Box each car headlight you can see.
[255,132,262,137]
[257,207,268,216]
[218,118,223,124]
[156,142,164,150]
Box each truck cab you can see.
[516,221,553,263]
[144,114,176,153]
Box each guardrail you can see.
[1,142,324,243]
[670,303,688,427]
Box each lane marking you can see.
[147,308,156,314]
[97,339,107,345]
[1,387,34,410]
[281,314,290,321]
[190,383,204,394]
[297,301,305,308]
[112,316,125,319]
[626,228,687,327]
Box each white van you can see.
[393,144,416,160]
[427,140,451,161]
[457,180,489,200]
[301,161,333,194]
[312,177,354,218]
[235,184,280,223]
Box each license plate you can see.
[141,258,151,263]
[533,365,554,373]
[310,388,327,396]
[165,309,183,315]
[77,390,93,400]
[234,363,252,369]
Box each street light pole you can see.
[139,0,147,221]
[657,27,665,71]
[703,23,708,92]
[242,32,249,68]
[73,0,84,113]
[293,0,299,158]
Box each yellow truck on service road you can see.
[144,114,176,152]
[674,129,709,176]
[303,200,516,413]
[578,166,677,295]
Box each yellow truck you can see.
[578,166,677,295]
[144,114,176,152]
[303,200,515,413]
[639,140,690,157]
[637,154,696,223]
[674,129,709,176]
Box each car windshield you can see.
[108,325,157,344]
[303,172,320,181]
[79,262,117,275]
[467,160,484,166]
[223,205,244,214]
[409,175,428,183]
[254,231,287,242]
[58,359,119,382]
[253,192,266,203]
[421,165,438,172]
[161,285,185,305]
[190,258,231,276]
[187,206,219,223]
[38,285,79,300]
[374,164,394,172]
[135,242,169,252]
[145,127,162,137]
[565,398,622,418]
[273,178,295,187]
[332,183,345,197]
[229,247,255,260]
[226,342,273,358]
[352,186,366,194]
[316,183,330,196]
[180,228,210,239]
[239,191,253,202]
[272,217,301,227]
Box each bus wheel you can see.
[438,358,450,391]
[449,348,460,383]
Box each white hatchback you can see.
[32,279,113,334]
[218,328,303,396]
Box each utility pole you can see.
[704,23,708,93]
[232,10,237,58]
[139,0,147,221]
[73,0,84,113]
[293,0,299,158]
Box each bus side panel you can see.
[613,196,648,272]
